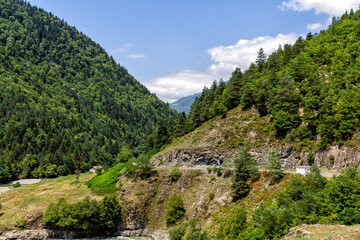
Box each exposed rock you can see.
[0,230,48,240]
[152,145,360,170]
[152,147,229,167]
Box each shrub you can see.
[253,204,294,239]
[340,208,360,225]
[87,163,124,195]
[169,223,188,240]
[43,196,121,232]
[206,167,212,174]
[330,155,335,166]
[307,152,315,166]
[170,220,209,240]
[216,206,247,239]
[165,195,186,226]
[168,167,182,182]
[12,182,21,189]
[16,219,27,230]
[215,167,223,177]
[209,193,215,201]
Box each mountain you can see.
[185,11,360,146]
[169,92,201,114]
[0,0,176,182]
[155,10,360,168]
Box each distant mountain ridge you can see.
[169,93,201,114]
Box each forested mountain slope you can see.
[186,10,360,147]
[0,0,175,182]
[154,10,360,168]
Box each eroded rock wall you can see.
[153,145,360,170]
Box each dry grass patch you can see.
[0,173,99,230]
[284,224,360,240]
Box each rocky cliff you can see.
[152,145,360,170]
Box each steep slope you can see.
[155,10,360,169]
[0,0,175,181]
[169,93,200,114]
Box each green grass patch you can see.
[87,163,124,195]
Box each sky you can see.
[27,0,360,103]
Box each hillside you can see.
[185,10,360,147]
[154,10,360,169]
[0,0,175,182]
[169,93,200,114]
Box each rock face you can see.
[152,145,360,170]
[0,230,48,240]
[152,147,230,167]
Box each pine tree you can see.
[232,146,258,201]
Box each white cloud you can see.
[207,33,298,72]
[113,44,134,53]
[279,0,358,16]
[306,22,323,30]
[146,33,298,103]
[145,70,215,103]
[127,54,146,59]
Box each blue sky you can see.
[27,0,359,102]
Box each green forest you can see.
[0,0,176,182]
[186,10,360,148]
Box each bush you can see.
[307,152,315,166]
[216,206,247,240]
[165,195,186,226]
[209,193,215,201]
[87,163,124,195]
[340,207,360,225]
[43,196,121,232]
[168,167,182,182]
[170,220,209,240]
[16,219,27,230]
[215,167,223,177]
[169,223,188,240]
[12,182,21,189]
[253,204,294,239]
[206,167,212,174]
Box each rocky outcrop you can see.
[152,147,231,167]
[152,145,360,170]
[0,230,48,240]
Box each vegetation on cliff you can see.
[0,0,176,182]
[184,9,360,149]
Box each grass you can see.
[0,173,99,231]
[86,163,124,195]
[283,224,360,239]
[152,106,278,166]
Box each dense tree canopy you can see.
[0,0,176,182]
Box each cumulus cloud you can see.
[146,33,298,102]
[207,33,298,72]
[127,54,146,59]
[145,70,215,103]
[279,0,358,16]
[307,22,323,30]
